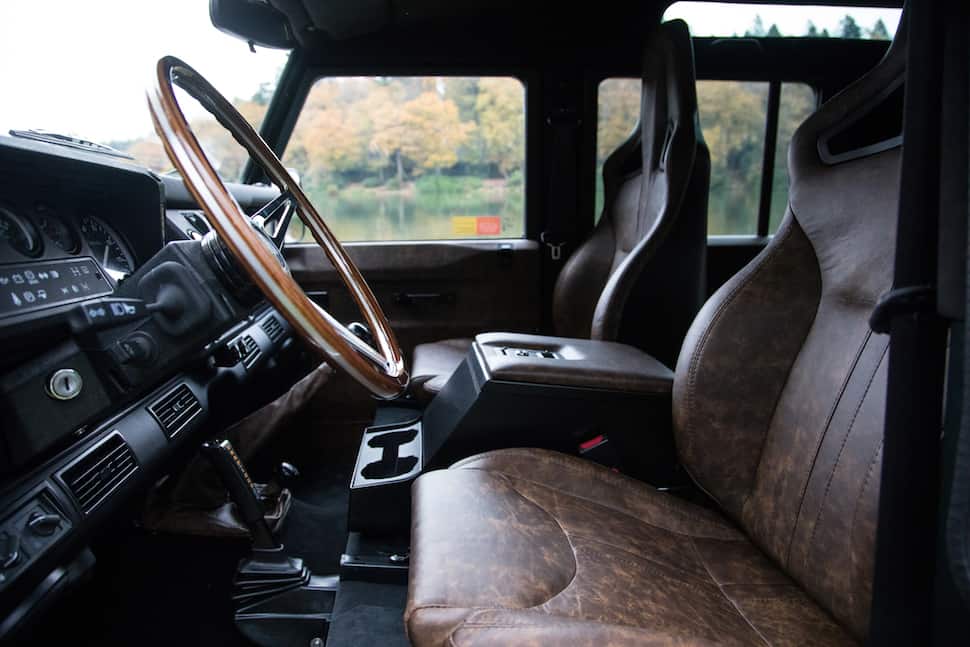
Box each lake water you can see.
[288,188,524,242]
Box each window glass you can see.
[770,84,817,232]
[663,2,900,39]
[700,81,769,235]
[595,79,770,235]
[282,76,525,242]
[0,1,287,179]
[595,79,641,218]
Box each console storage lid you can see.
[474,332,673,394]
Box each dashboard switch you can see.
[27,512,62,537]
[0,531,20,570]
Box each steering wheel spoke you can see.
[147,56,408,399]
[249,190,295,249]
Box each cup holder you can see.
[358,426,421,481]
[362,455,418,480]
[367,429,418,448]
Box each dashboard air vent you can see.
[148,384,202,439]
[61,434,137,515]
[261,315,284,343]
[239,334,261,368]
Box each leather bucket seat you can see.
[410,20,711,400]
[404,18,906,647]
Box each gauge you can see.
[79,214,135,282]
[35,205,80,254]
[0,206,42,257]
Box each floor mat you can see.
[326,581,409,647]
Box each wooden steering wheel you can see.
[147,56,408,399]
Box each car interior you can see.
[0,0,968,645]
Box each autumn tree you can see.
[597,79,640,163]
[395,92,474,174]
[476,78,525,177]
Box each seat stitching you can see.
[684,220,795,502]
[689,537,772,647]
[462,466,739,539]
[844,438,883,616]
[804,341,888,562]
[564,532,719,584]
[785,327,874,565]
[453,450,740,533]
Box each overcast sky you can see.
[0,1,900,145]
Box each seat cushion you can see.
[405,449,854,646]
[410,338,471,401]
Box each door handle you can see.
[394,292,455,306]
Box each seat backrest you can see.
[672,24,907,641]
[552,19,709,368]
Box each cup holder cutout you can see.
[367,429,418,448]
[361,428,420,480]
[362,455,418,480]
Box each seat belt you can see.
[866,2,951,644]
[538,75,583,332]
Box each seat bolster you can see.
[405,466,577,645]
[448,609,694,647]
[452,448,742,541]
[410,338,472,399]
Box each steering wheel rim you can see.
[147,56,408,399]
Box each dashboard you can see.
[0,135,305,637]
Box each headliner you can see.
[211,0,904,48]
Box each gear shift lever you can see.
[200,439,278,550]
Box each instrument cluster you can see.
[0,202,139,322]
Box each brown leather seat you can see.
[411,20,710,401]
[405,20,906,647]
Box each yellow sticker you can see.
[451,216,478,236]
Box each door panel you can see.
[285,240,541,361]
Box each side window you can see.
[698,81,769,235]
[282,76,525,243]
[595,79,642,218]
[769,83,817,231]
[595,78,815,236]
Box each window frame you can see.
[257,63,537,246]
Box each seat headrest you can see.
[640,20,700,174]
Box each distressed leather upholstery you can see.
[407,450,855,646]
[411,19,709,400]
[406,18,906,647]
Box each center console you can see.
[347,332,677,540]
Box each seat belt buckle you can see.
[540,231,565,261]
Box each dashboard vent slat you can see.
[61,434,137,515]
[239,334,261,368]
[148,384,203,439]
[261,315,284,343]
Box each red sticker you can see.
[475,216,501,236]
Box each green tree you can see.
[745,15,766,37]
[869,18,890,40]
[839,15,862,39]
[767,23,782,37]
[806,21,819,37]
